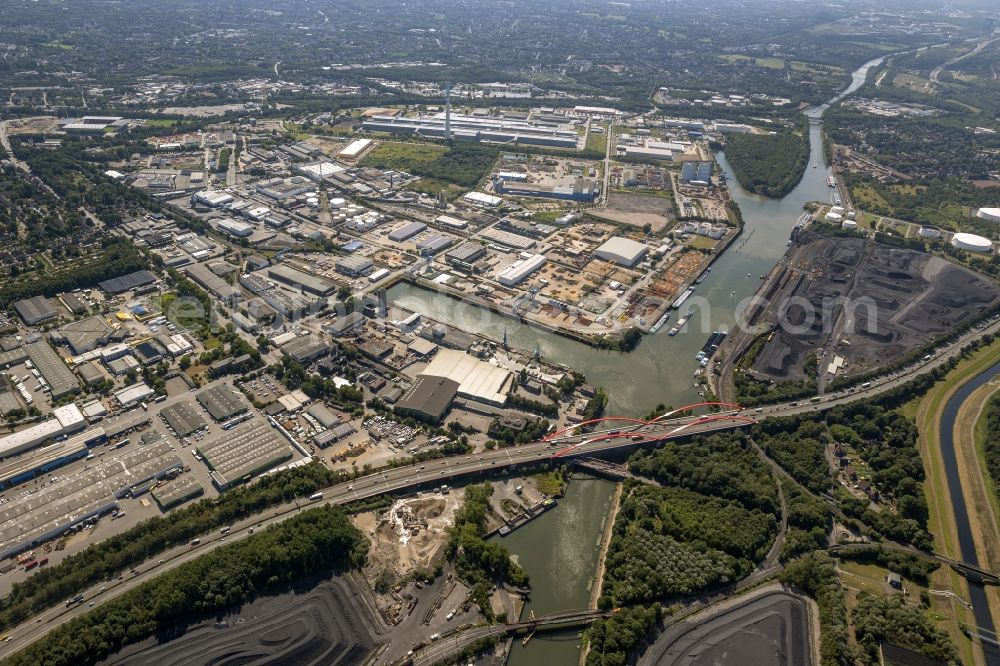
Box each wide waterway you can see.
[495,477,616,666]
[939,361,1000,665]
[387,60,884,418]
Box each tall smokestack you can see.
[444,81,452,142]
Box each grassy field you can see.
[361,142,448,169]
[585,125,608,154]
[914,337,1000,665]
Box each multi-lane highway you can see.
[2,315,999,658]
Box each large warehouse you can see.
[595,237,650,267]
[13,296,58,325]
[27,341,81,398]
[197,385,249,421]
[395,376,460,424]
[197,421,293,489]
[420,349,513,406]
[0,403,87,459]
[498,254,547,286]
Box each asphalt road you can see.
[2,315,998,657]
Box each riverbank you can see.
[915,338,1000,665]
[578,480,623,666]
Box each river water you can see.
[495,477,616,666]
[939,362,1000,665]
[387,61,884,418]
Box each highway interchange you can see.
[1,313,999,660]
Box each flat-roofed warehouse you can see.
[160,400,207,437]
[395,376,460,423]
[594,236,650,267]
[281,335,331,363]
[98,270,157,295]
[151,475,204,510]
[388,221,427,242]
[14,296,58,325]
[197,421,293,489]
[197,384,249,421]
[59,315,114,355]
[445,242,487,269]
[0,439,182,560]
[420,349,513,406]
[267,264,336,296]
[27,340,80,398]
[183,263,242,301]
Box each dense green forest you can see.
[753,417,831,493]
[723,123,809,198]
[628,434,779,514]
[448,483,528,617]
[0,464,342,631]
[780,552,848,665]
[585,604,663,666]
[826,404,932,550]
[602,436,779,607]
[779,479,831,561]
[6,506,366,666]
[983,393,1000,503]
[852,594,957,665]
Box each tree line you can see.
[6,506,366,666]
[723,120,809,198]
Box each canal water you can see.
[939,361,1000,665]
[495,477,616,666]
[388,86,850,418]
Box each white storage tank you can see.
[825,212,843,223]
[918,226,941,239]
[842,219,858,230]
[952,232,993,253]
[330,197,346,209]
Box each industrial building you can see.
[58,316,115,355]
[0,438,182,560]
[388,221,428,242]
[498,254,547,286]
[217,218,254,238]
[0,428,105,491]
[114,382,156,408]
[267,264,337,296]
[151,475,204,510]
[462,191,503,208]
[435,215,469,230]
[13,296,58,325]
[619,145,674,161]
[445,242,487,269]
[313,423,357,448]
[335,255,374,277]
[595,237,650,267]
[420,349,513,406]
[197,421,293,489]
[327,311,366,337]
[281,335,331,363]
[0,403,87,460]
[361,114,578,149]
[417,235,453,255]
[28,340,81,398]
[98,270,157,295]
[182,263,242,302]
[339,138,373,159]
[478,227,536,250]
[496,177,600,202]
[161,400,208,437]
[680,161,713,184]
[197,384,249,421]
[395,376,460,424]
